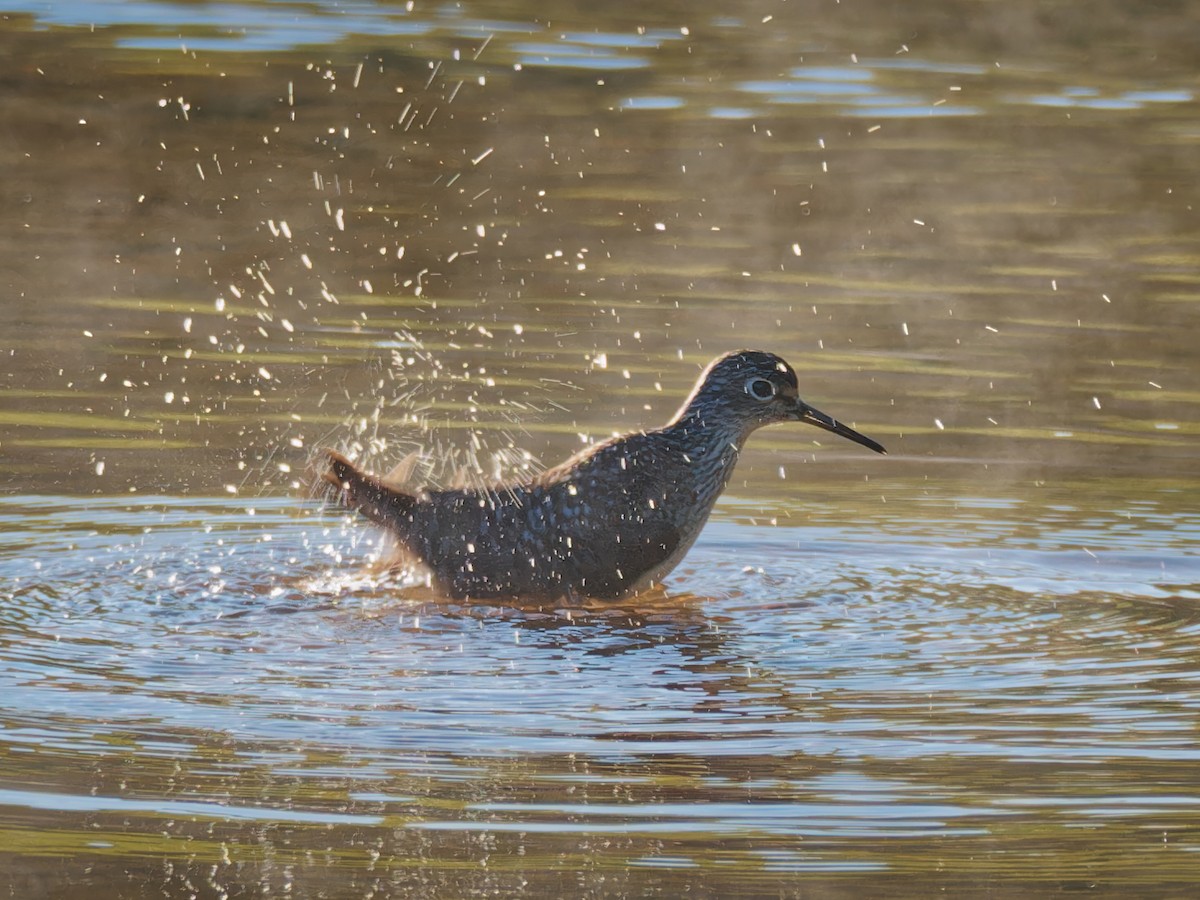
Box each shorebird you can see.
[324,350,885,601]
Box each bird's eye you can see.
[747,377,776,401]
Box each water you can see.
[2,0,1199,895]
[4,489,1199,894]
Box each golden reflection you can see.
[2,1,1200,896]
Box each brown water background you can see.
[1,0,1199,896]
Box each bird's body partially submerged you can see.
[324,350,885,601]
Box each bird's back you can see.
[406,430,701,600]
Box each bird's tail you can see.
[322,450,418,531]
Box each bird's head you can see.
[677,350,886,454]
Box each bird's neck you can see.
[662,408,753,477]
[667,394,751,445]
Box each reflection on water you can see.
[3,488,1199,893]
[1,0,1199,895]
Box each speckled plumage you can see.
[324,350,885,601]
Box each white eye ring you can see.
[747,377,776,401]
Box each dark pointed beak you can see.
[797,402,887,454]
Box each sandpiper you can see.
[324,350,885,601]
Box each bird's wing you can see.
[382,449,423,487]
[572,514,682,600]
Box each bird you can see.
[323,349,885,602]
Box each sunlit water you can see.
[4,484,1199,894]
[2,0,1199,895]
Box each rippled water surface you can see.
[2,0,1199,895]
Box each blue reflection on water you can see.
[513,41,650,71]
[1026,87,1193,110]
[6,1,1194,122]
[621,96,686,111]
[0,0,387,50]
